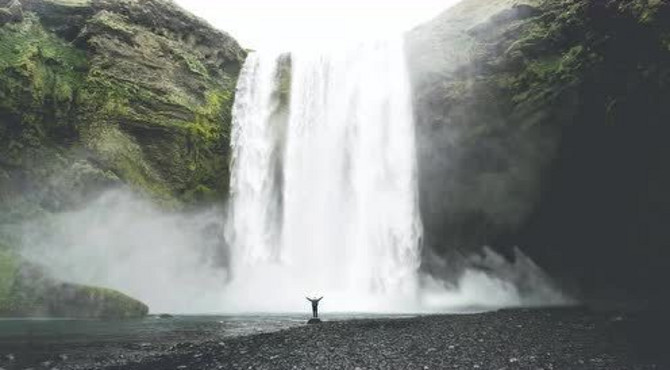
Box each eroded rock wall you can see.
[408,0,670,306]
[0,0,246,220]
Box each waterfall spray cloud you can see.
[17,190,229,314]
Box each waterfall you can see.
[226,38,424,312]
[225,38,571,313]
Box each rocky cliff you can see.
[0,0,246,317]
[408,0,670,306]
[0,0,246,219]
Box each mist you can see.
[7,184,571,315]
[16,190,229,314]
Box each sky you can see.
[174,0,461,50]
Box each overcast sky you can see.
[173,0,460,50]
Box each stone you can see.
[307,318,322,325]
[0,0,22,25]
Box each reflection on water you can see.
[0,313,418,343]
[1,315,301,345]
[0,314,416,367]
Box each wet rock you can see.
[0,0,22,25]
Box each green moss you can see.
[0,14,90,207]
[174,48,208,76]
[0,246,148,318]
[0,18,84,146]
[77,286,149,319]
[0,249,18,312]
[82,124,176,204]
[622,0,664,24]
[0,15,86,79]
[0,15,87,117]
[193,89,232,136]
[182,184,216,204]
[88,11,136,38]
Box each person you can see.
[306,296,323,318]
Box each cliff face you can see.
[0,0,246,317]
[408,0,670,306]
[0,0,246,221]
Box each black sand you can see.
[2,308,668,369]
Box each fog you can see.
[10,187,571,314]
[17,190,229,314]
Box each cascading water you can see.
[224,37,571,313]
[226,38,424,312]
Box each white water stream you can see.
[225,39,423,312]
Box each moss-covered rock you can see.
[0,247,148,318]
[0,0,246,215]
[408,0,670,305]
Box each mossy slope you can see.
[0,0,246,215]
[0,247,148,318]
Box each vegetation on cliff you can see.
[409,0,670,304]
[0,0,246,217]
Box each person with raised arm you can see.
[306,296,323,318]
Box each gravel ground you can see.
[2,307,668,369]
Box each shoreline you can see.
[1,307,667,369]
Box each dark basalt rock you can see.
[0,0,23,25]
[307,318,322,325]
[407,0,670,307]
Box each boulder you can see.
[0,0,23,25]
[0,248,149,319]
